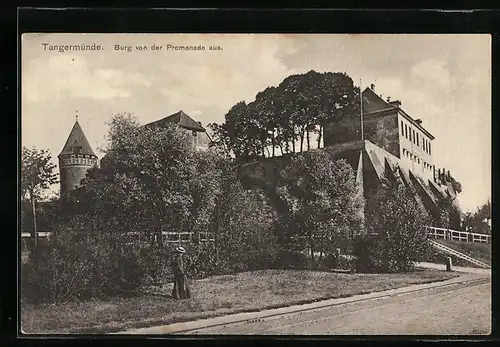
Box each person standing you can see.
[171,246,191,299]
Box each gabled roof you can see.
[59,121,96,157]
[362,87,435,140]
[144,110,206,132]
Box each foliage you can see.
[21,215,144,304]
[435,194,461,230]
[275,150,365,264]
[356,177,432,273]
[21,146,59,242]
[208,71,360,161]
[462,200,491,235]
[273,251,309,270]
[20,196,61,233]
[21,146,59,201]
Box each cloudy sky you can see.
[21,34,490,212]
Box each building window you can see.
[412,130,415,143]
[401,121,404,135]
[416,133,419,146]
[192,130,198,137]
[409,128,412,141]
[429,143,432,155]
[417,158,420,164]
[405,124,408,138]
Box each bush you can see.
[352,234,379,273]
[273,250,309,270]
[358,178,433,273]
[21,220,146,304]
[136,244,173,285]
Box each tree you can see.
[81,112,197,246]
[435,194,461,230]
[360,176,432,273]
[21,146,58,247]
[462,200,491,235]
[209,70,360,161]
[315,72,360,148]
[276,150,365,264]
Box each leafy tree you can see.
[315,72,361,148]
[359,176,432,273]
[276,150,365,264]
[209,70,360,161]
[462,200,491,235]
[435,194,461,230]
[80,112,197,246]
[21,146,58,246]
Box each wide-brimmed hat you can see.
[175,246,186,253]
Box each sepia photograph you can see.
[20,33,491,335]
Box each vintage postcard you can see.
[20,33,491,335]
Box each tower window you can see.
[192,130,198,137]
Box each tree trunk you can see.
[30,190,38,251]
[292,138,296,153]
[300,131,304,152]
[271,132,275,157]
[306,127,311,151]
[279,144,284,156]
[317,125,323,149]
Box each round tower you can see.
[58,116,98,201]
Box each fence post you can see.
[446,257,453,272]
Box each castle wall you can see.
[323,111,401,158]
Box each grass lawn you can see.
[435,240,491,266]
[21,268,458,334]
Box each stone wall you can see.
[59,163,92,198]
[323,112,400,158]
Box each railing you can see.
[124,231,215,245]
[426,226,491,244]
[21,231,215,245]
[431,240,491,269]
[21,231,52,238]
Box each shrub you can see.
[359,178,432,273]
[21,218,146,304]
[136,244,173,285]
[352,234,379,273]
[273,250,309,270]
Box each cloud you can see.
[410,59,452,90]
[159,39,293,113]
[23,55,152,102]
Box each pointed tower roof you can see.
[59,120,96,157]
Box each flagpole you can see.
[360,79,364,141]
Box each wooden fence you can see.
[21,231,215,246]
[426,226,491,244]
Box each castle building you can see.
[143,110,212,151]
[100,110,212,168]
[239,84,459,224]
[58,118,98,201]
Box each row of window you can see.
[402,149,433,170]
[63,157,97,165]
[400,120,432,155]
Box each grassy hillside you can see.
[435,240,491,265]
[426,240,491,268]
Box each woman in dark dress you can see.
[171,246,191,299]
